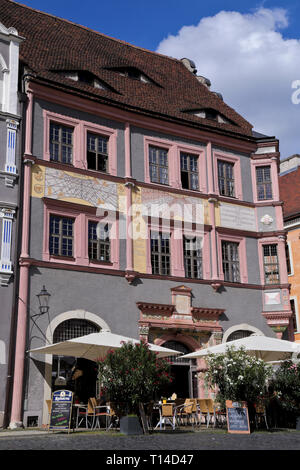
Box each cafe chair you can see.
[205,399,216,427]
[155,403,177,430]
[214,403,227,428]
[254,402,269,430]
[176,399,195,427]
[88,398,110,430]
[107,402,120,430]
[197,399,210,427]
[75,403,92,429]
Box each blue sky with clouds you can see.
[14,0,300,158]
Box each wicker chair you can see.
[88,397,110,430]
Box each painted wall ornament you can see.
[260,214,274,226]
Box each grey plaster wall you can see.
[32,99,126,177]
[246,238,261,285]
[24,265,274,419]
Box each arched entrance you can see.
[162,341,197,398]
[52,318,100,401]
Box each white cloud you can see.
[156,8,300,158]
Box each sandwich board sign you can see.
[226,400,250,434]
[49,390,73,432]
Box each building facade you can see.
[279,155,300,343]
[0,0,293,429]
[0,18,23,427]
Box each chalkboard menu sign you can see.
[226,400,250,434]
[49,390,73,432]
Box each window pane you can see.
[218,161,235,197]
[149,146,168,184]
[222,241,240,282]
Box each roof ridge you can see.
[10,0,180,63]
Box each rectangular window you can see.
[285,243,292,276]
[151,231,170,275]
[222,241,240,282]
[88,221,110,262]
[49,215,74,257]
[290,299,297,332]
[263,244,280,284]
[183,236,202,279]
[50,123,73,164]
[256,166,272,200]
[149,146,168,185]
[87,133,109,172]
[218,160,235,197]
[180,153,199,190]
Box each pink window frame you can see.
[213,151,243,200]
[43,110,81,166]
[257,237,286,286]
[43,203,80,264]
[43,201,119,269]
[251,158,279,203]
[177,144,207,193]
[181,227,211,280]
[217,233,248,283]
[43,110,117,175]
[144,137,177,187]
[145,223,210,279]
[82,122,117,176]
[84,215,119,270]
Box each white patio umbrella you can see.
[28,329,181,361]
[180,335,300,362]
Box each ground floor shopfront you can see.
[8,265,293,428]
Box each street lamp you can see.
[36,285,51,316]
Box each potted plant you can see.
[97,341,172,434]
[204,346,272,429]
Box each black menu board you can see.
[49,390,73,432]
[226,400,250,434]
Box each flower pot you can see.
[120,415,143,435]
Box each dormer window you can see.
[183,108,235,125]
[109,66,153,84]
[55,70,108,90]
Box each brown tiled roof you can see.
[1,0,254,138]
[279,167,300,219]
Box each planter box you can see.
[120,416,143,435]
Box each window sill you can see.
[50,255,75,262]
[88,259,113,266]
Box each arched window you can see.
[52,319,100,394]
[226,330,252,342]
[53,318,100,343]
[163,340,195,365]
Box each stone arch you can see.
[41,310,110,425]
[222,323,264,343]
[155,333,201,352]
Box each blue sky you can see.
[14,0,300,158]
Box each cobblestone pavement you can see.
[0,428,299,451]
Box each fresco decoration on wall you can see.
[31,165,120,210]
